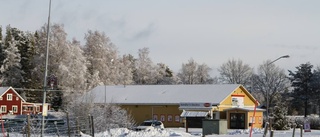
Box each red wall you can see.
[0,89,23,115]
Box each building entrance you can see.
[230,113,245,129]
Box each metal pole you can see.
[266,55,290,126]
[151,107,154,120]
[263,122,269,137]
[66,111,71,137]
[300,125,303,137]
[91,115,94,137]
[292,124,296,137]
[41,0,52,136]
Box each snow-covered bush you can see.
[91,103,135,132]
[290,115,320,129]
[66,93,135,133]
[271,105,290,130]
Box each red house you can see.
[0,87,50,115]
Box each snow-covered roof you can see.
[0,87,26,102]
[180,111,208,117]
[223,107,265,112]
[84,84,242,105]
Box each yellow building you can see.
[86,84,264,129]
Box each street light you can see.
[266,55,290,119]
[267,55,290,65]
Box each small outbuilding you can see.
[85,84,264,129]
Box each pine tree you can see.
[0,26,4,73]
[288,63,313,115]
[154,63,176,84]
[271,104,290,130]
[1,25,23,88]
[26,31,43,103]
[18,32,36,89]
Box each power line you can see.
[13,88,64,92]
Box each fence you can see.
[1,112,94,137]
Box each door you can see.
[230,113,245,129]
[186,117,204,128]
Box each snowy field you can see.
[3,128,320,137]
[82,128,320,137]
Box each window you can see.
[153,114,158,120]
[258,117,262,124]
[160,114,165,122]
[36,106,40,112]
[250,116,256,123]
[16,97,19,101]
[12,106,18,113]
[0,96,2,100]
[231,95,244,107]
[175,115,180,123]
[7,94,12,101]
[1,105,6,113]
[167,115,173,122]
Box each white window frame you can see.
[7,94,13,101]
[36,106,40,112]
[12,105,18,113]
[1,105,7,113]
[0,96,2,100]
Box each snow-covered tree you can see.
[0,26,4,74]
[114,54,134,86]
[93,103,135,132]
[178,58,197,84]
[154,63,177,84]
[196,63,212,84]
[33,23,89,109]
[83,30,118,87]
[59,39,89,109]
[19,32,36,89]
[271,104,290,130]
[178,58,212,84]
[133,47,156,84]
[9,27,37,100]
[0,25,23,88]
[67,93,135,133]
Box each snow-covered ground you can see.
[3,127,319,137]
[81,128,320,137]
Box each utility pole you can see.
[41,0,52,136]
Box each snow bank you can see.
[89,128,264,137]
[93,128,195,137]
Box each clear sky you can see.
[1,0,320,76]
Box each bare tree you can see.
[252,60,290,115]
[218,58,253,86]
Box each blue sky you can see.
[1,0,320,75]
